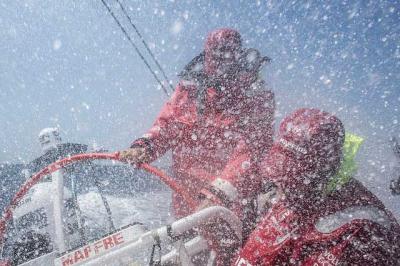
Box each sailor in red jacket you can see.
[120,28,275,218]
[233,108,400,265]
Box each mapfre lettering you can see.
[61,232,125,266]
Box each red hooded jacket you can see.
[233,109,400,265]
[131,29,275,218]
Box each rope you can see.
[115,0,174,92]
[100,0,170,97]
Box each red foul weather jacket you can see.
[131,59,275,218]
[234,178,400,265]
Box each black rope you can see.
[115,0,174,92]
[71,174,87,243]
[149,232,162,266]
[94,177,115,232]
[100,0,170,97]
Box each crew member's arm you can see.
[200,87,275,206]
[121,83,195,163]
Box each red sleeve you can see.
[210,87,275,202]
[245,89,275,161]
[0,260,11,266]
[131,82,195,161]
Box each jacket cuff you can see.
[198,178,238,208]
[199,188,223,206]
[211,178,239,202]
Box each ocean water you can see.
[78,189,173,238]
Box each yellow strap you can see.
[326,133,364,193]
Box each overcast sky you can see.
[0,0,399,216]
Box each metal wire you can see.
[115,0,174,92]
[100,0,170,96]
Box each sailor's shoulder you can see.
[246,79,274,100]
[174,79,200,100]
[246,82,275,107]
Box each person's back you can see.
[234,108,400,265]
[312,178,400,264]
[120,28,275,218]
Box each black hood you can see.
[178,48,271,84]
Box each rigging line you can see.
[115,0,174,92]
[100,0,170,97]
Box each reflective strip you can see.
[279,138,307,155]
[211,178,238,201]
[181,80,197,86]
[315,206,392,234]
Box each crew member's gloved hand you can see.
[119,147,151,165]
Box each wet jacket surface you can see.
[234,179,400,265]
[132,71,275,217]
